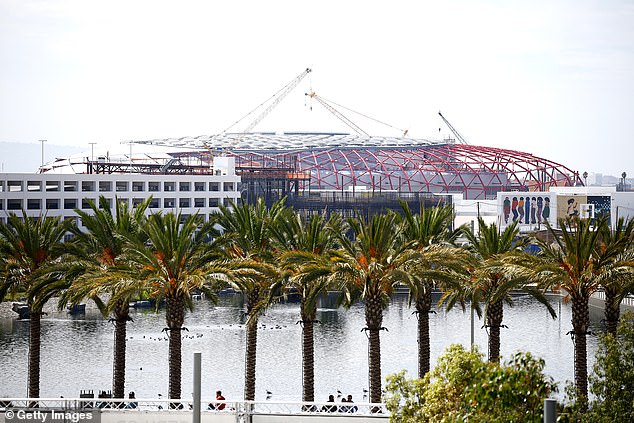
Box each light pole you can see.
[89,142,97,162]
[129,142,133,173]
[39,139,47,167]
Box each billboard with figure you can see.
[498,192,555,230]
[557,195,611,225]
[557,195,584,220]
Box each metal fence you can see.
[0,398,388,420]
[593,291,634,309]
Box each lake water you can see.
[0,292,599,402]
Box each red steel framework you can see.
[230,143,582,200]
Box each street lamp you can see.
[89,142,97,162]
[39,139,47,167]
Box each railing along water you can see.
[0,398,389,422]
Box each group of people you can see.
[321,394,357,413]
[208,390,358,413]
[503,195,551,225]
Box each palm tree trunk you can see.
[486,299,504,363]
[572,295,590,403]
[301,301,316,403]
[244,318,258,401]
[166,295,185,401]
[28,308,41,399]
[603,287,620,337]
[365,294,383,404]
[112,301,129,399]
[244,290,260,401]
[416,288,432,378]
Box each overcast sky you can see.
[1,0,632,176]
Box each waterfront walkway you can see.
[0,398,389,423]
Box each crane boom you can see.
[438,111,469,145]
[306,91,369,137]
[242,68,312,133]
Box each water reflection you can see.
[0,294,598,401]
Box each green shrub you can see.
[585,311,634,422]
[385,344,557,423]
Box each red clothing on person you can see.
[215,394,226,410]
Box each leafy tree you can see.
[330,211,413,404]
[398,202,465,377]
[123,212,225,401]
[0,213,71,398]
[444,217,555,363]
[596,217,634,336]
[385,344,557,423]
[211,198,284,401]
[60,196,150,398]
[525,217,618,402]
[272,210,344,403]
[585,311,634,422]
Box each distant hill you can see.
[0,142,83,173]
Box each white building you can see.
[0,155,241,229]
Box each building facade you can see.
[0,157,241,227]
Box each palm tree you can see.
[272,209,344,403]
[329,211,413,404]
[446,217,555,364]
[60,196,150,399]
[597,217,634,336]
[122,212,224,401]
[398,202,464,377]
[211,198,284,401]
[0,212,71,398]
[525,216,610,402]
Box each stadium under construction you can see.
[34,130,581,219]
[32,68,583,218]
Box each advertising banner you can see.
[557,195,611,225]
[498,192,554,230]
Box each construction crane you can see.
[202,68,312,154]
[223,68,312,135]
[305,90,370,137]
[438,111,469,145]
